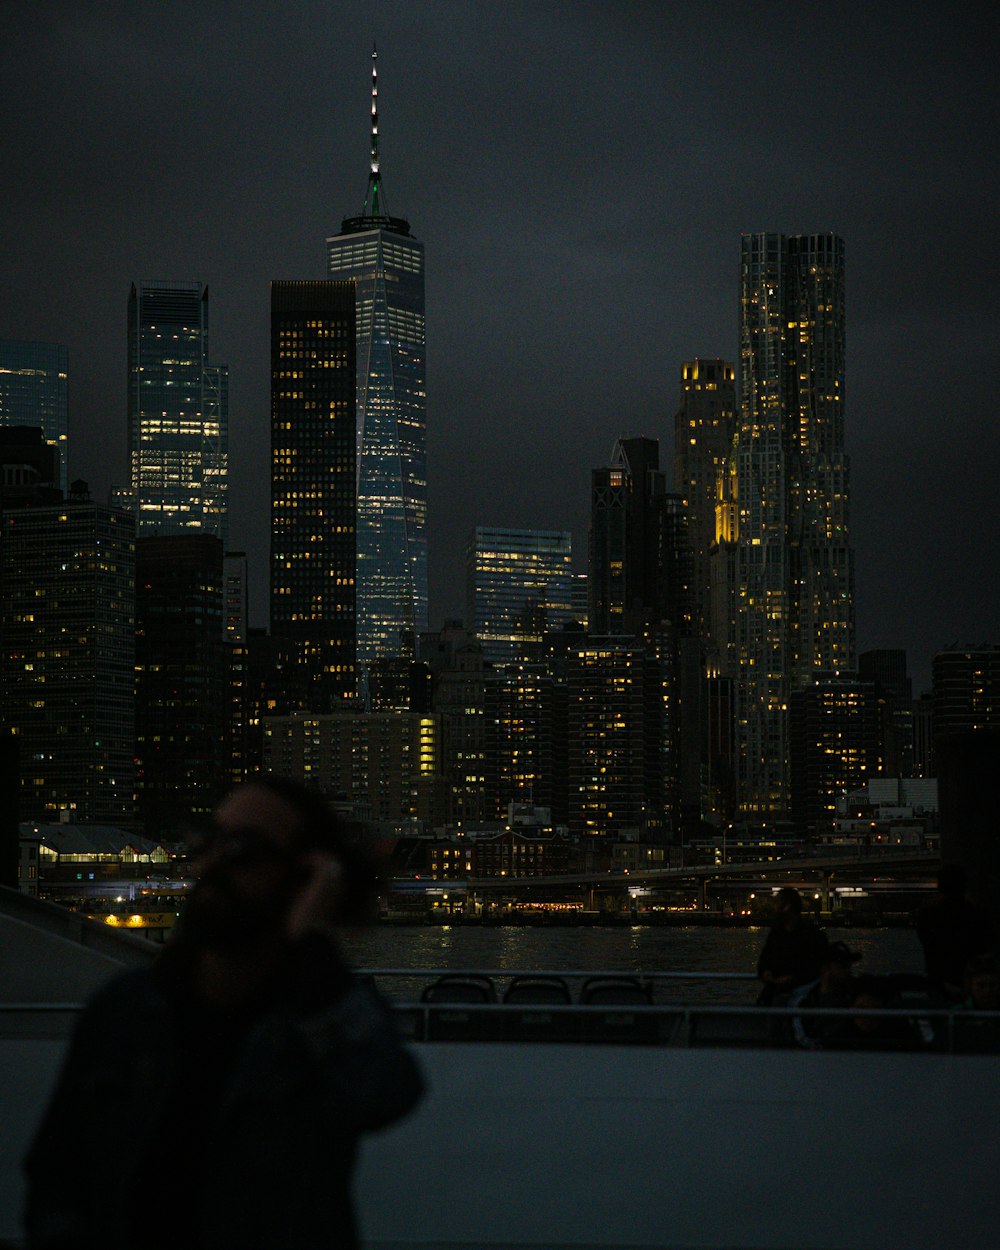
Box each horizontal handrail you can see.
[356,966,759,981]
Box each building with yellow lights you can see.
[737,233,855,816]
[126,281,228,545]
[262,710,442,828]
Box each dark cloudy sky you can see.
[3,0,998,689]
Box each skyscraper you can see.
[270,280,357,712]
[126,281,229,544]
[0,340,69,491]
[674,359,736,647]
[737,232,855,814]
[326,47,427,663]
[588,437,663,636]
[466,527,574,663]
[0,484,135,824]
[135,533,227,835]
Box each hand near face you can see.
[286,852,345,941]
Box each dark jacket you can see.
[24,937,423,1249]
[756,918,829,1003]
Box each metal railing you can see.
[6,964,998,1054]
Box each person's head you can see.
[181,777,378,950]
[776,887,803,926]
[821,941,861,988]
[965,955,1000,1010]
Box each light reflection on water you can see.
[337,925,921,1004]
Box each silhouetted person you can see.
[955,954,1000,1054]
[24,776,423,1249]
[917,864,995,1000]
[756,886,829,1005]
[789,940,861,1048]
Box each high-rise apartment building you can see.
[789,673,877,834]
[326,48,427,663]
[127,281,229,543]
[270,280,357,712]
[263,710,441,828]
[223,551,251,783]
[0,485,135,824]
[0,340,69,491]
[737,233,855,814]
[467,527,574,663]
[565,638,657,837]
[674,359,736,646]
[932,647,1000,751]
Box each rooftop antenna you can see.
[362,43,386,219]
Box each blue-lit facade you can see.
[467,527,575,663]
[326,48,427,663]
[0,339,69,491]
[127,281,228,545]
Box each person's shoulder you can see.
[82,964,168,1022]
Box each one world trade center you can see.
[326,46,427,665]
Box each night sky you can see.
[3,1,997,691]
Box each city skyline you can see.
[2,3,997,690]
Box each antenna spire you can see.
[363,43,384,219]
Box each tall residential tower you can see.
[737,233,855,814]
[326,47,427,663]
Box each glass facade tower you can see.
[0,339,69,491]
[466,527,574,663]
[127,281,228,544]
[737,232,855,815]
[326,47,427,663]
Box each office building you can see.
[0,485,135,824]
[674,359,736,645]
[467,527,574,663]
[135,534,227,835]
[326,47,427,663]
[0,340,69,492]
[912,691,934,778]
[270,280,357,711]
[588,437,702,835]
[127,281,228,543]
[589,438,663,636]
[737,233,855,814]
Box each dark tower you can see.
[270,280,357,711]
